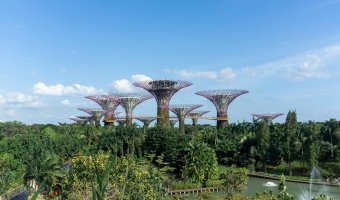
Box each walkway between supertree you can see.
[116,93,153,127]
[187,110,210,126]
[135,117,157,128]
[252,113,284,124]
[170,104,202,134]
[115,118,126,126]
[133,80,192,127]
[77,108,106,127]
[196,89,249,130]
[85,95,121,126]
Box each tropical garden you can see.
[0,111,339,199]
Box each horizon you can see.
[1,0,340,125]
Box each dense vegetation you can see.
[0,111,339,199]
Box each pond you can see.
[245,176,340,199]
[182,176,340,199]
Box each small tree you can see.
[181,142,218,186]
[220,167,249,199]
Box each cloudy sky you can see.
[1,0,340,125]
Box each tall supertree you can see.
[169,117,178,128]
[78,108,106,127]
[115,118,126,126]
[85,95,121,126]
[196,89,249,129]
[133,80,192,127]
[170,104,202,134]
[187,110,210,126]
[252,113,284,123]
[135,117,157,128]
[115,93,153,126]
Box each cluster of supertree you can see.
[70,79,284,130]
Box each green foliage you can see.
[23,153,65,194]
[255,120,270,172]
[220,167,249,198]
[277,174,295,200]
[91,156,116,200]
[312,194,334,200]
[181,142,218,185]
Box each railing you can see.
[0,185,27,200]
[167,187,220,196]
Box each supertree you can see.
[115,118,126,126]
[133,80,192,127]
[252,113,284,123]
[169,117,178,128]
[134,117,157,128]
[76,116,94,124]
[196,89,249,129]
[85,95,121,126]
[115,93,153,126]
[187,110,210,126]
[69,117,88,125]
[170,104,202,134]
[78,108,106,127]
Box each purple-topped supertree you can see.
[115,118,126,126]
[69,117,88,125]
[196,89,249,129]
[115,93,153,127]
[135,117,157,128]
[85,95,121,126]
[170,104,202,134]
[169,117,178,128]
[187,110,210,126]
[252,113,284,123]
[133,80,192,127]
[78,108,106,127]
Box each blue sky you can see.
[1,0,340,125]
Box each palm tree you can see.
[24,153,65,194]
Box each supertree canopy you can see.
[76,116,94,124]
[85,95,121,126]
[170,104,202,134]
[169,117,179,128]
[196,89,249,129]
[252,113,284,122]
[135,117,157,128]
[69,117,88,125]
[115,93,153,126]
[77,108,106,127]
[187,110,210,126]
[133,80,192,127]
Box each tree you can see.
[284,110,298,176]
[220,167,249,199]
[181,142,218,186]
[24,153,65,194]
[303,122,320,168]
[255,120,270,172]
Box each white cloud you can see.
[2,92,44,108]
[112,79,134,92]
[172,45,340,82]
[173,67,237,81]
[61,99,71,106]
[0,95,5,104]
[131,74,152,82]
[219,67,237,81]
[33,82,103,96]
[175,70,218,79]
[112,74,153,92]
[6,109,16,117]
